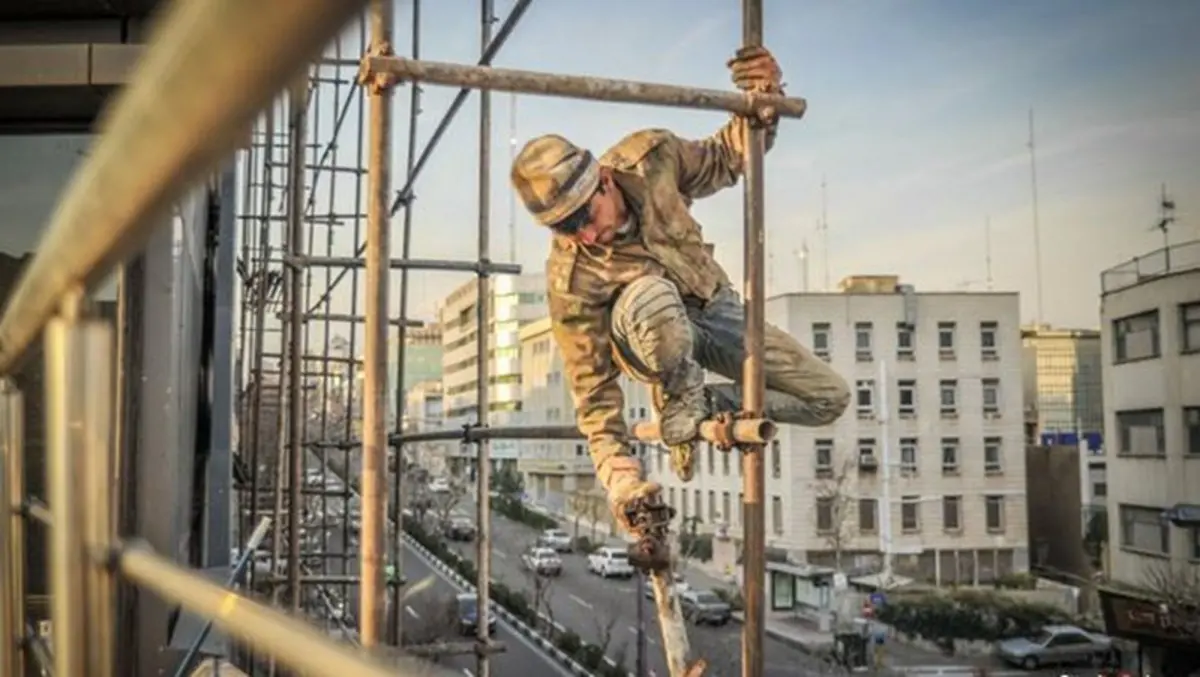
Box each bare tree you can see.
[1142,562,1200,609]
[401,594,462,648]
[590,599,622,660]
[430,478,469,535]
[812,458,856,570]
[521,548,559,634]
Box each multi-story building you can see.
[401,379,450,476]
[387,322,444,427]
[647,275,1029,585]
[516,317,657,513]
[1020,325,1106,530]
[1099,241,1200,585]
[437,273,545,471]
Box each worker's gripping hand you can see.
[727,45,783,95]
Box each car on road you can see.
[456,593,497,636]
[644,571,690,599]
[588,546,635,578]
[679,590,732,626]
[521,547,563,577]
[537,528,573,553]
[443,516,477,542]
[996,624,1114,670]
[429,478,451,494]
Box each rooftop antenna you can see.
[508,92,518,263]
[1027,108,1045,324]
[797,240,810,292]
[819,175,831,290]
[985,215,994,291]
[1152,183,1177,270]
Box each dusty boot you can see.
[602,456,662,537]
[653,384,705,482]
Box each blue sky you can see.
[288,0,1200,331]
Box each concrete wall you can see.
[1025,444,1089,579]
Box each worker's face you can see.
[574,173,623,246]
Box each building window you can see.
[575,443,585,457]
[815,439,833,477]
[1093,480,1107,498]
[1183,302,1200,352]
[709,490,717,521]
[901,496,920,533]
[668,487,676,511]
[985,495,1005,533]
[722,448,731,475]
[815,497,833,533]
[771,439,781,479]
[812,322,831,360]
[897,379,917,418]
[1113,310,1160,362]
[707,443,715,475]
[982,378,1001,416]
[984,436,1003,474]
[694,491,702,519]
[980,321,999,360]
[1186,407,1200,457]
[771,496,783,534]
[896,322,914,360]
[855,322,873,361]
[938,321,957,359]
[858,438,878,470]
[943,495,962,531]
[737,492,743,524]
[722,492,731,525]
[939,380,958,417]
[1191,527,1200,561]
[899,438,918,476]
[858,498,878,533]
[856,379,875,419]
[1117,409,1166,457]
[1119,504,1170,555]
[941,437,960,474]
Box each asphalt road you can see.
[442,505,821,677]
[299,451,571,677]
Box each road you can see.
[298,451,571,677]
[442,503,820,677]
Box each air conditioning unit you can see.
[858,455,879,471]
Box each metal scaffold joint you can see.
[359,40,399,95]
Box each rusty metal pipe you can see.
[359,0,394,647]
[386,419,776,445]
[363,56,808,118]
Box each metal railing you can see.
[0,0,803,675]
[1100,239,1200,295]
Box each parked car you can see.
[428,478,451,494]
[537,528,574,553]
[679,590,731,626]
[996,624,1114,670]
[521,547,563,577]
[644,572,690,599]
[588,547,635,578]
[456,593,496,636]
[444,517,477,542]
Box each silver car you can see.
[996,624,1114,670]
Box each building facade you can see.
[387,322,444,427]
[437,273,545,469]
[401,379,451,476]
[516,317,658,513]
[647,276,1029,584]
[1099,241,1200,585]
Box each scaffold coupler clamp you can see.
[460,421,482,444]
[358,40,398,94]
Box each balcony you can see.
[1101,240,1200,295]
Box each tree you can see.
[400,594,461,648]
[493,464,524,500]
[520,543,559,634]
[568,488,611,542]
[430,478,468,534]
[589,599,623,665]
[812,458,856,570]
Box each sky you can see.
[4,0,1200,334]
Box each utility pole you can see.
[1156,183,1176,271]
[1027,109,1045,324]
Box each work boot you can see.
[652,384,706,483]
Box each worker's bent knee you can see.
[611,276,693,380]
[810,372,851,426]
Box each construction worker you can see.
[510,46,850,537]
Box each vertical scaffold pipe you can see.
[475,0,495,675]
[361,0,394,647]
[739,1,768,676]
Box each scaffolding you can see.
[0,0,807,676]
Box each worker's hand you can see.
[727,45,783,94]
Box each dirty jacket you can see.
[546,117,778,470]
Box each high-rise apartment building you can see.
[646,276,1029,584]
[1099,242,1200,585]
[387,322,443,427]
[437,273,545,470]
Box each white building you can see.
[401,379,450,476]
[1099,242,1200,585]
[647,275,1029,585]
[516,316,656,513]
[437,273,545,471]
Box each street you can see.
[443,502,827,677]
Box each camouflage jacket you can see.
[546,117,778,467]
